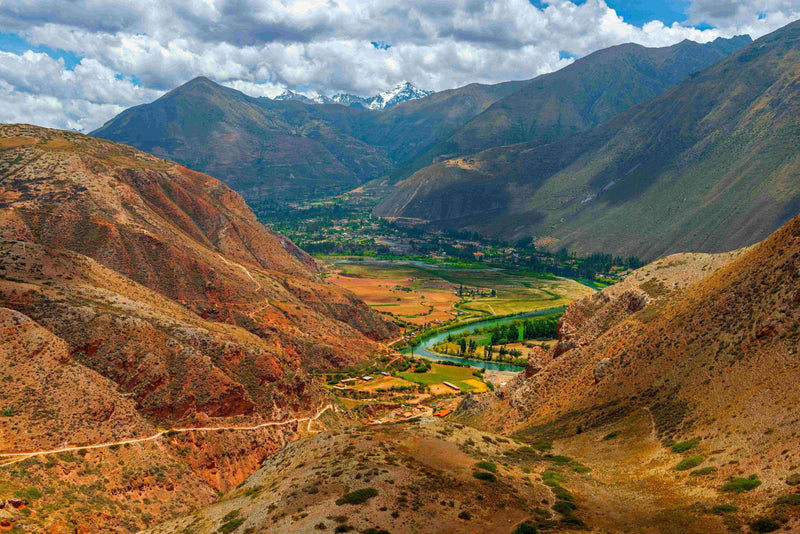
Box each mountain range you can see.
[274,80,434,110]
[92,35,748,208]
[375,22,800,260]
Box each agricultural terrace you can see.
[322,357,489,421]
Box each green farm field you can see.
[399,363,488,393]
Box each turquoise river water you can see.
[401,306,566,372]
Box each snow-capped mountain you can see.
[272,81,433,110]
[274,90,314,104]
[329,93,370,108]
[367,81,434,110]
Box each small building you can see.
[442,381,460,391]
[333,385,348,391]
[340,378,359,383]
[434,409,452,418]
[381,371,390,376]
[361,376,374,381]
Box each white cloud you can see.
[0,0,798,131]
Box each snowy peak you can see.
[330,93,370,108]
[272,81,433,110]
[367,81,434,110]
[274,90,314,104]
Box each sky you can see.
[0,0,798,132]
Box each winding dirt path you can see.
[0,404,334,468]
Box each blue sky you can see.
[0,0,796,131]
[605,0,690,25]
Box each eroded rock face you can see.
[593,358,613,383]
[455,392,488,418]
[552,340,577,358]
[524,359,542,378]
[0,499,27,509]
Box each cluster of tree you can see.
[301,239,391,256]
[412,359,431,373]
[457,337,478,355]
[484,345,523,358]
[456,284,495,298]
[487,314,559,344]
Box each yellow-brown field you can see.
[326,271,460,325]
[324,259,594,326]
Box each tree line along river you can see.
[400,306,566,372]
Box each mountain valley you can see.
[2,8,800,534]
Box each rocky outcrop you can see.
[523,359,542,378]
[593,357,612,383]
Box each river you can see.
[400,306,566,372]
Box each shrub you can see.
[531,439,552,452]
[511,522,539,534]
[545,455,573,466]
[674,455,705,471]
[671,439,700,453]
[475,461,497,473]
[473,471,497,482]
[217,517,245,534]
[690,466,717,476]
[720,475,761,493]
[552,500,577,514]
[362,529,389,534]
[710,504,738,514]
[786,473,800,486]
[314,523,327,530]
[750,518,781,533]
[458,511,471,520]
[552,486,574,502]
[541,471,567,486]
[335,488,378,505]
[15,487,43,500]
[559,515,586,527]
[222,510,239,522]
[776,494,800,506]
[603,430,621,440]
[334,526,353,533]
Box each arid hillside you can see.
[0,124,397,367]
[456,213,800,530]
[146,419,564,534]
[0,124,398,532]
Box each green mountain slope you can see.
[374,20,800,260]
[91,78,524,202]
[91,36,746,204]
[442,36,751,157]
[90,77,393,201]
